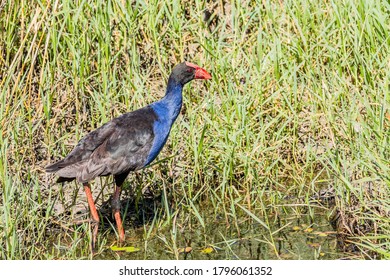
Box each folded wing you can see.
[45,106,157,183]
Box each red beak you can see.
[185,62,212,80]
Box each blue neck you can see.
[145,78,184,166]
[155,77,183,123]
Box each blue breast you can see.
[144,83,183,166]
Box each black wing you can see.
[45,121,116,172]
[46,106,157,183]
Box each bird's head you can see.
[171,62,212,85]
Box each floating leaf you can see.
[304,227,314,233]
[111,245,140,253]
[201,247,214,254]
[178,247,192,254]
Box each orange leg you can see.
[112,185,125,242]
[84,183,99,250]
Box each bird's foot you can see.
[90,218,99,253]
[84,183,100,253]
[111,185,125,244]
[113,209,125,243]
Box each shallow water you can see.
[95,201,344,260]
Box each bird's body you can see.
[46,107,157,182]
[45,62,211,250]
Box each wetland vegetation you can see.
[0,0,389,259]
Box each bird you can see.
[45,62,211,250]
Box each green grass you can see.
[0,0,389,259]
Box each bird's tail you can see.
[45,159,67,173]
[46,158,78,183]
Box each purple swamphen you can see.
[45,62,211,249]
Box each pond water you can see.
[93,199,344,260]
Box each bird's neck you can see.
[158,77,183,122]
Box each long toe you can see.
[91,220,99,252]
